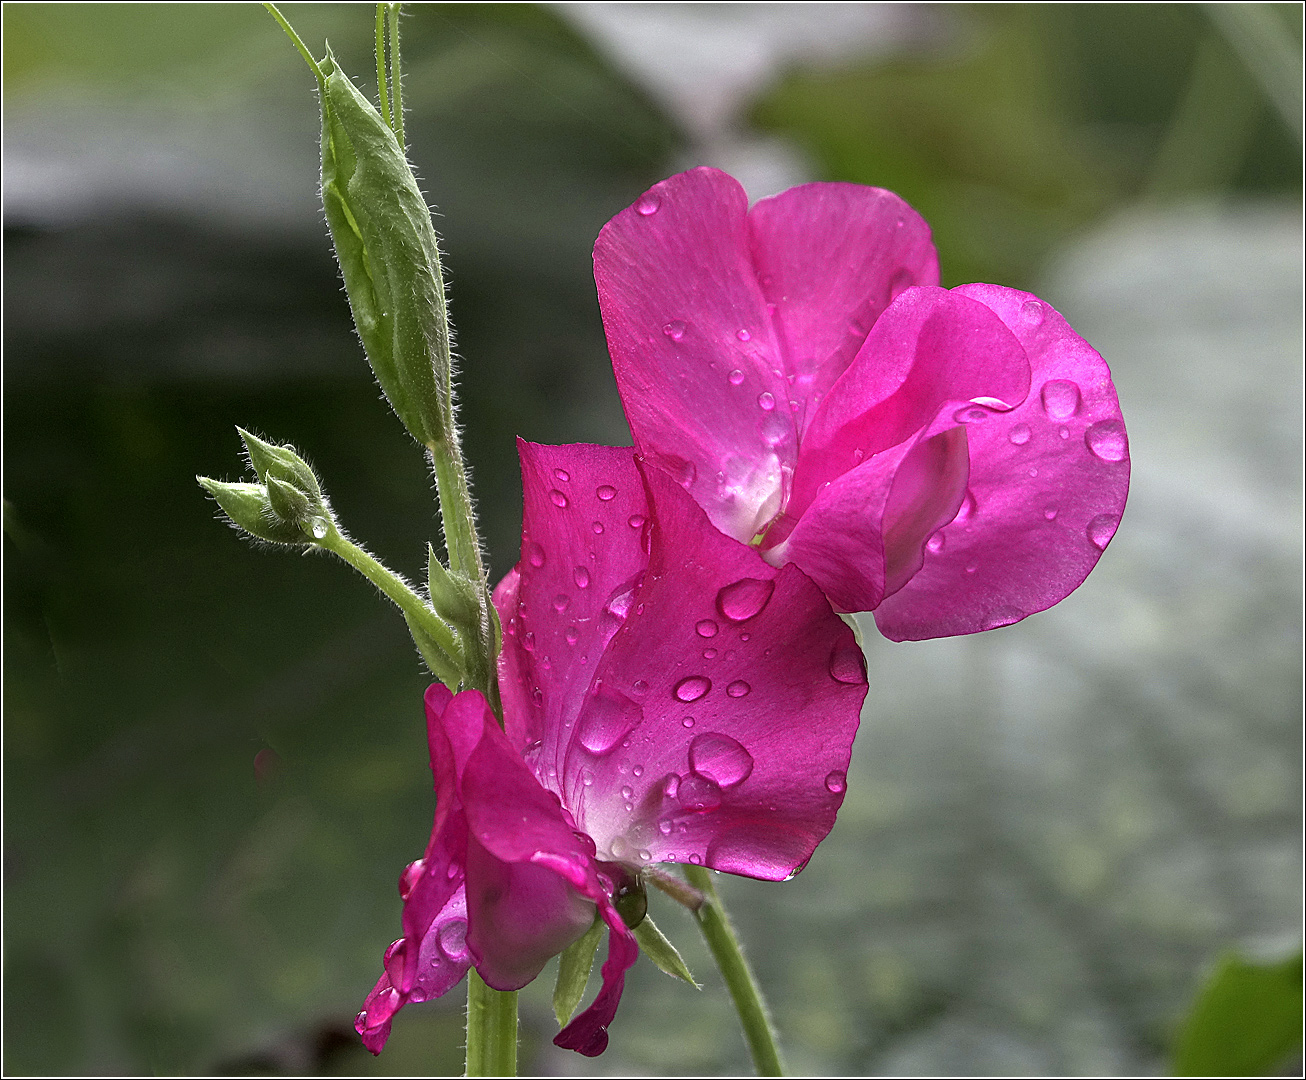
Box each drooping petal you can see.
[595,168,789,542]
[873,285,1130,640]
[561,460,868,878]
[495,440,653,791]
[747,180,939,429]
[553,900,642,1056]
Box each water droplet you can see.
[552,593,570,613]
[663,320,686,341]
[1059,426,1070,440]
[309,517,329,539]
[1086,513,1119,550]
[565,627,578,644]
[549,489,569,508]
[628,513,646,529]
[1085,420,1128,462]
[736,328,751,342]
[681,717,695,729]
[852,448,865,464]
[527,542,545,567]
[1008,423,1032,445]
[610,836,630,859]
[689,732,753,787]
[620,785,634,800]
[728,368,745,385]
[982,606,1022,630]
[689,853,703,864]
[674,675,711,703]
[953,405,990,424]
[631,679,649,696]
[658,819,673,836]
[829,645,866,684]
[581,769,594,787]
[716,577,775,622]
[1021,299,1045,325]
[635,192,661,216]
[825,770,847,794]
[726,680,751,698]
[438,919,468,960]
[398,859,425,900]
[1027,466,1038,477]
[926,531,946,554]
[662,774,681,799]
[695,618,719,638]
[553,467,570,482]
[678,773,723,811]
[596,484,617,501]
[573,566,590,589]
[523,631,536,652]
[965,562,977,574]
[384,938,408,985]
[1044,507,1058,521]
[953,490,977,523]
[759,412,790,447]
[592,520,604,534]
[1040,379,1081,420]
[578,687,643,754]
[637,849,652,862]
[702,647,717,660]
[757,391,776,411]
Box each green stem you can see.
[316,524,461,664]
[387,2,406,151]
[263,2,324,88]
[466,971,518,1077]
[375,4,391,130]
[683,864,785,1076]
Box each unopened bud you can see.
[197,477,306,545]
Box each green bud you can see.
[266,475,312,524]
[319,49,451,448]
[238,428,322,499]
[404,612,464,689]
[197,477,306,545]
[427,543,481,628]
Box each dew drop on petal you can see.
[674,675,711,703]
[689,732,753,787]
[565,627,578,645]
[553,468,570,482]
[658,819,673,836]
[635,192,661,216]
[681,717,695,729]
[702,647,717,659]
[1059,426,1070,440]
[573,566,590,589]
[695,619,718,638]
[717,577,775,622]
[632,765,643,777]
[728,368,745,386]
[578,687,644,755]
[965,562,977,574]
[383,939,407,986]
[620,785,634,800]
[757,391,776,411]
[662,774,681,799]
[398,859,425,900]
[552,593,570,613]
[759,413,790,447]
[1021,299,1045,325]
[953,490,977,524]
[1085,420,1128,462]
[610,836,630,860]
[663,320,686,341]
[1044,507,1058,521]
[592,520,604,534]
[736,328,751,342]
[1040,379,1081,420]
[726,679,751,699]
[1028,466,1038,477]
[825,770,847,794]
[1008,423,1032,445]
[631,679,649,696]
[438,919,468,960]
[596,484,617,501]
[522,631,535,652]
[527,542,545,567]
[678,773,723,811]
[953,405,990,424]
[1086,513,1119,550]
[926,531,945,554]
[628,513,646,529]
[549,489,569,508]
[829,644,866,684]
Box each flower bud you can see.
[197,477,307,545]
[319,50,451,448]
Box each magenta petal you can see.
[748,180,939,423]
[565,462,868,878]
[873,285,1130,640]
[595,168,789,542]
[553,902,641,1057]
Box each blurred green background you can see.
[3,3,1301,1075]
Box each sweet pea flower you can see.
[594,167,1129,640]
[356,440,867,1056]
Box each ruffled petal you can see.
[565,461,868,878]
[874,285,1130,640]
[595,167,792,542]
[747,180,938,430]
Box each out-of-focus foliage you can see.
[749,4,1303,288]
[1171,948,1302,1076]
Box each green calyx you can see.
[197,477,309,545]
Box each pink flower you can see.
[595,167,1129,640]
[356,441,867,1056]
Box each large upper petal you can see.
[873,285,1130,640]
[595,167,937,542]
